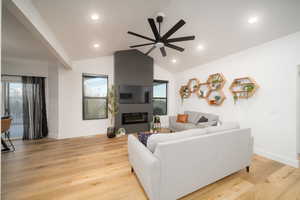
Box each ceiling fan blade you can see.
[165,43,184,52]
[145,46,156,55]
[167,36,195,43]
[130,43,155,48]
[148,18,160,40]
[128,31,155,42]
[162,19,186,41]
[160,47,167,57]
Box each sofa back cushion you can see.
[184,111,219,124]
[147,128,207,152]
[205,122,240,134]
[184,111,201,124]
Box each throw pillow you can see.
[176,114,188,123]
[137,132,153,146]
[198,116,208,123]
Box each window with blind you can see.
[82,74,108,120]
[153,80,168,116]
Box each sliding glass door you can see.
[1,76,24,139]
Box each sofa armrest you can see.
[169,116,177,128]
[128,135,160,200]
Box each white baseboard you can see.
[254,147,299,168]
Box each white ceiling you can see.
[31,0,300,72]
[2,6,56,63]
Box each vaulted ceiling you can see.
[19,0,300,71]
[2,6,56,63]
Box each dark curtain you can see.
[22,77,48,140]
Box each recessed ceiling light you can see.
[93,43,100,48]
[248,16,258,24]
[91,14,100,21]
[197,44,205,51]
[171,59,177,63]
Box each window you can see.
[82,74,108,120]
[153,80,168,115]
[1,76,24,139]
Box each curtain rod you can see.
[1,74,47,78]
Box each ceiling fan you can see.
[128,13,195,57]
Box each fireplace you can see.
[122,112,148,125]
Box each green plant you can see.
[108,85,119,126]
[233,94,238,104]
[212,79,220,84]
[244,84,254,92]
[214,95,221,101]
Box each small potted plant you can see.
[244,84,254,93]
[153,115,161,133]
[107,85,119,138]
[214,95,221,102]
[233,93,238,104]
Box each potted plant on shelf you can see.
[233,93,238,104]
[107,85,119,138]
[214,95,221,103]
[244,84,254,93]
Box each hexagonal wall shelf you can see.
[207,73,226,91]
[187,78,200,93]
[179,85,191,99]
[229,77,259,100]
[196,82,210,98]
[206,90,226,106]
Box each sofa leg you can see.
[131,167,134,173]
[246,166,250,173]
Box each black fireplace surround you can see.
[122,112,148,125]
[114,49,153,133]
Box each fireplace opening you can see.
[122,112,148,125]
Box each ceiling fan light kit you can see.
[128,13,195,57]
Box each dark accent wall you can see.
[114,49,154,133]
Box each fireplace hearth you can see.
[122,112,148,125]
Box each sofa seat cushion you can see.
[205,122,240,134]
[147,128,207,153]
[173,122,197,131]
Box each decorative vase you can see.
[107,127,116,138]
[116,128,126,137]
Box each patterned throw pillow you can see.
[137,133,154,146]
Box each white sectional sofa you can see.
[128,122,253,200]
[169,111,219,132]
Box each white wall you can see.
[175,32,300,167]
[2,57,49,77]
[57,56,177,139]
[57,56,113,139]
[297,65,300,155]
[47,62,59,138]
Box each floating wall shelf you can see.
[206,90,226,106]
[229,77,259,100]
[196,82,210,99]
[187,78,200,93]
[207,73,226,91]
[179,85,191,99]
[179,73,227,106]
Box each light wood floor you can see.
[1,135,300,200]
